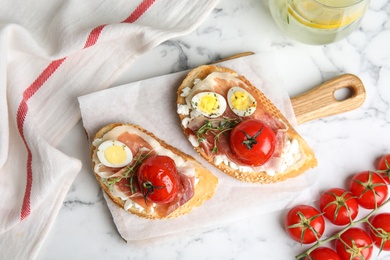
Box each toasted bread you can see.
[91,123,218,219]
[177,65,317,183]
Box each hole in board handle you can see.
[334,87,354,101]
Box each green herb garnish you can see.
[196,117,241,153]
[103,150,152,193]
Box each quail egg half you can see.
[227,86,257,117]
[191,92,227,118]
[97,140,133,168]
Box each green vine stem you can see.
[295,197,390,259]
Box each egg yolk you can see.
[104,145,127,165]
[231,91,253,111]
[199,95,220,115]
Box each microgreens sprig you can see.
[195,117,241,153]
[103,150,152,193]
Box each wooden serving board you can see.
[215,52,366,125]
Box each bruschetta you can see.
[90,123,218,219]
[176,65,317,183]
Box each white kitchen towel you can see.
[0,0,219,259]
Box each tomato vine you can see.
[295,197,390,259]
[286,154,390,259]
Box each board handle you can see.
[291,74,366,125]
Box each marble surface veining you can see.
[38,0,390,259]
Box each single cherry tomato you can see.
[304,247,341,260]
[319,188,359,226]
[285,205,325,244]
[368,213,390,251]
[349,171,388,209]
[377,154,390,184]
[137,155,179,204]
[229,119,276,166]
[335,227,373,260]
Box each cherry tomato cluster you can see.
[285,154,390,260]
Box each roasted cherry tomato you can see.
[285,205,325,244]
[368,213,390,251]
[304,247,341,260]
[229,119,276,166]
[349,171,388,209]
[319,188,359,226]
[335,227,373,260]
[377,154,390,184]
[137,155,179,204]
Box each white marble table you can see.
[38,0,390,259]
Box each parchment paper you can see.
[78,53,318,243]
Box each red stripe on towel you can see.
[18,0,156,220]
[84,0,155,47]
[18,58,66,220]
[122,0,155,23]
[84,25,105,48]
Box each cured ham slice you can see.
[154,173,195,217]
[117,131,153,154]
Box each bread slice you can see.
[177,65,317,183]
[90,123,218,219]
